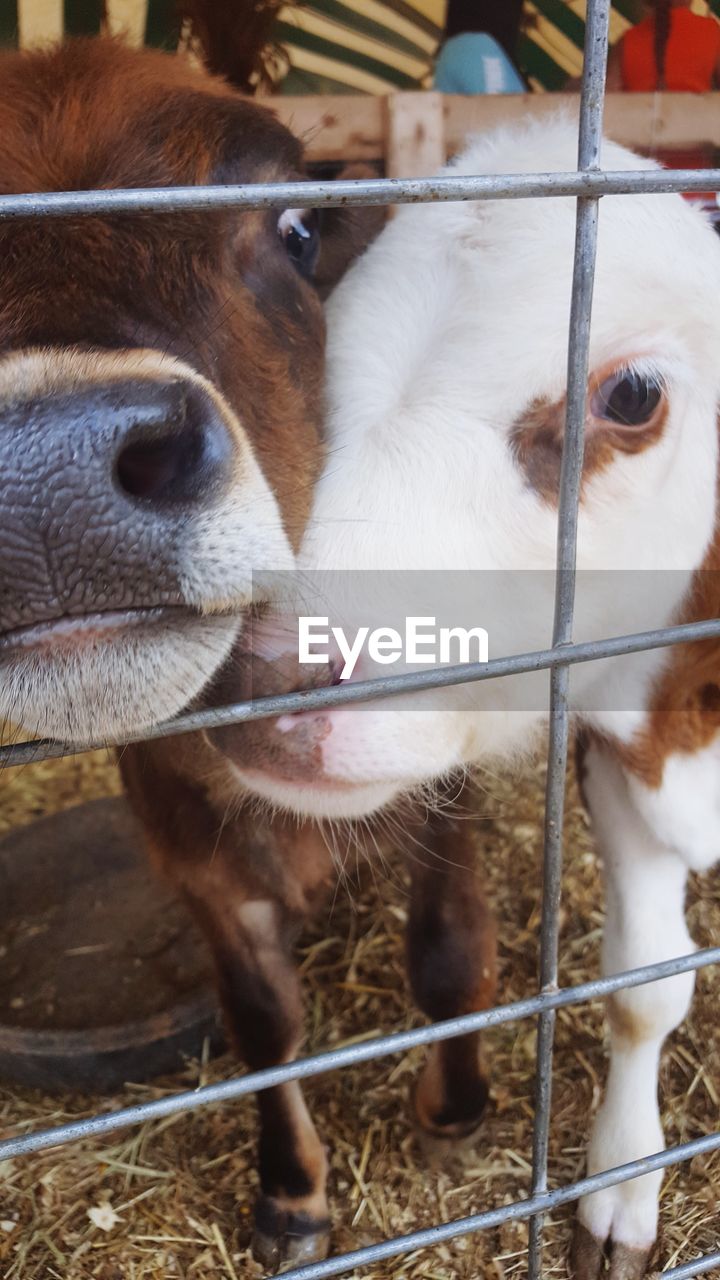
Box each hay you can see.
[1,750,719,1278]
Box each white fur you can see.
[578,744,695,1255]
[628,743,720,871]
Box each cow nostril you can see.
[114,384,232,507]
[116,432,194,500]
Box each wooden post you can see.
[17,0,63,45]
[384,91,446,179]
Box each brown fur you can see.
[612,510,720,788]
[566,415,720,791]
[0,39,326,547]
[120,734,337,1262]
[406,795,498,1140]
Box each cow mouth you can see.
[0,603,242,744]
[0,605,202,656]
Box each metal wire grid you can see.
[2,1,720,1275]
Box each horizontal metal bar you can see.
[0,168,718,220]
[661,1254,720,1280]
[4,615,720,768]
[0,948,716,1164]
[274,1131,720,1280]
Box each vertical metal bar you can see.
[526,3,610,1277]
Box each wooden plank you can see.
[105,0,148,45]
[384,91,445,178]
[18,0,63,45]
[604,93,720,149]
[271,95,386,164]
[444,93,720,155]
[273,93,720,168]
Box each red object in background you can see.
[621,8,720,93]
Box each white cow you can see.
[224,117,720,1278]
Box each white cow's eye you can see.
[591,370,663,427]
[277,208,320,278]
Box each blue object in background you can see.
[434,31,526,94]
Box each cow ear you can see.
[313,165,388,301]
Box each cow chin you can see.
[229,763,403,821]
[0,613,239,743]
[219,704,471,822]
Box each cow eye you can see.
[277,208,319,278]
[591,370,663,426]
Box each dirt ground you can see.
[1,747,719,1279]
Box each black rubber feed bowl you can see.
[0,797,224,1093]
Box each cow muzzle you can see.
[0,348,294,742]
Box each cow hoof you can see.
[252,1197,331,1273]
[412,1070,489,1153]
[571,1221,652,1280]
[412,1089,488,1163]
[414,1117,485,1163]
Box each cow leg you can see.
[183,883,330,1270]
[573,742,695,1280]
[120,743,332,1272]
[406,803,497,1142]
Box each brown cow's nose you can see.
[114,381,231,506]
[0,376,235,633]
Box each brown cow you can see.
[0,34,350,746]
[0,32,496,1270]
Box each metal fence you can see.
[2,2,720,1277]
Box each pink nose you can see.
[200,607,350,781]
[206,703,334,784]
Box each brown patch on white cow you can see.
[611,468,720,788]
[512,366,668,505]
